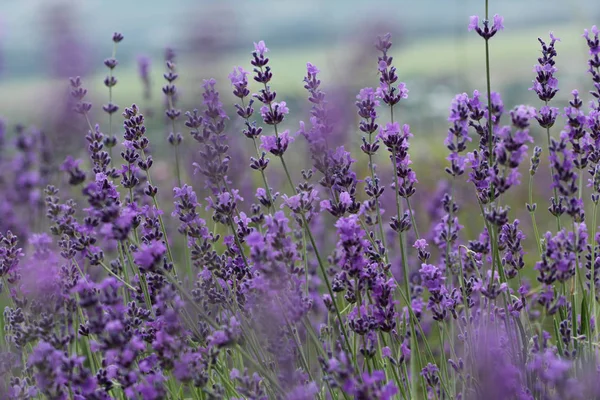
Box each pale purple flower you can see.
[228,66,249,86]
[260,129,294,156]
[306,62,320,75]
[583,25,600,55]
[413,239,428,252]
[468,16,479,32]
[493,14,504,31]
[134,240,167,271]
[253,40,269,56]
[469,14,504,39]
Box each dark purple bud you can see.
[102,102,119,115]
[104,58,118,69]
[390,211,411,233]
[112,32,124,43]
[104,76,117,88]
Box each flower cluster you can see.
[4,10,600,400]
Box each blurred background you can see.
[1,0,598,124]
[0,0,599,265]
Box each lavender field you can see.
[1,1,600,399]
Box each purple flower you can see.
[339,191,352,207]
[445,93,471,176]
[468,16,479,32]
[468,14,504,39]
[421,363,440,393]
[335,214,372,279]
[259,101,289,125]
[531,33,560,104]
[499,219,526,279]
[253,40,269,56]
[343,370,398,400]
[494,106,535,186]
[356,87,380,142]
[134,240,166,271]
[419,263,445,292]
[229,66,248,85]
[229,66,250,99]
[281,188,318,214]
[583,25,600,55]
[413,239,428,251]
[583,26,600,110]
[60,155,80,171]
[493,14,504,31]
[374,34,407,107]
[536,105,560,129]
[260,129,294,156]
[379,122,417,198]
[382,346,392,358]
[190,78,232,192]
[306,62,320,75]
[357,87,379,104]
[536,230,576,285]
[60,155,86,185]
[286,382,319,400]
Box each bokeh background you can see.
[1,0,599,267]
[2,0,598,119]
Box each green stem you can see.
[405,197,420,240]
[228,220,250,271]
[139,150,175,264]
[367,132,388,259]
[241,96,275,213]
[528,174,543,256]
[167,90,182,188]
[98,260,137,291]
[545,120,562,231]
[301,213,354,362]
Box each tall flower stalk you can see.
[531,32,561,229]
[102,32,123,167]
[163,49,183,187]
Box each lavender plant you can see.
[3,8,600,400]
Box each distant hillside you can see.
[0,0,598,79]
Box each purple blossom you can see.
[374,34,407,107]
[343,370,398,400]
[379,122,417,198]
[134,240,166,271]
[413,238,428,251]
[306,62,319,75]
[281,188,318,214]
[445,93,471,176]
[335,214,371,279]
[468,16,479,31]
[229,66,250,99]
[468,14,504,39]
[498,219,526,279]
[260,129,294,156]
[584,26,600,110]
[259,101,289,125]
[419,263,445,292]
[536,230,576,284]
[253,40,269,56]
[60,155,86,185]
[583,25,600,55]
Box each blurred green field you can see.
[0,21,592,125]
